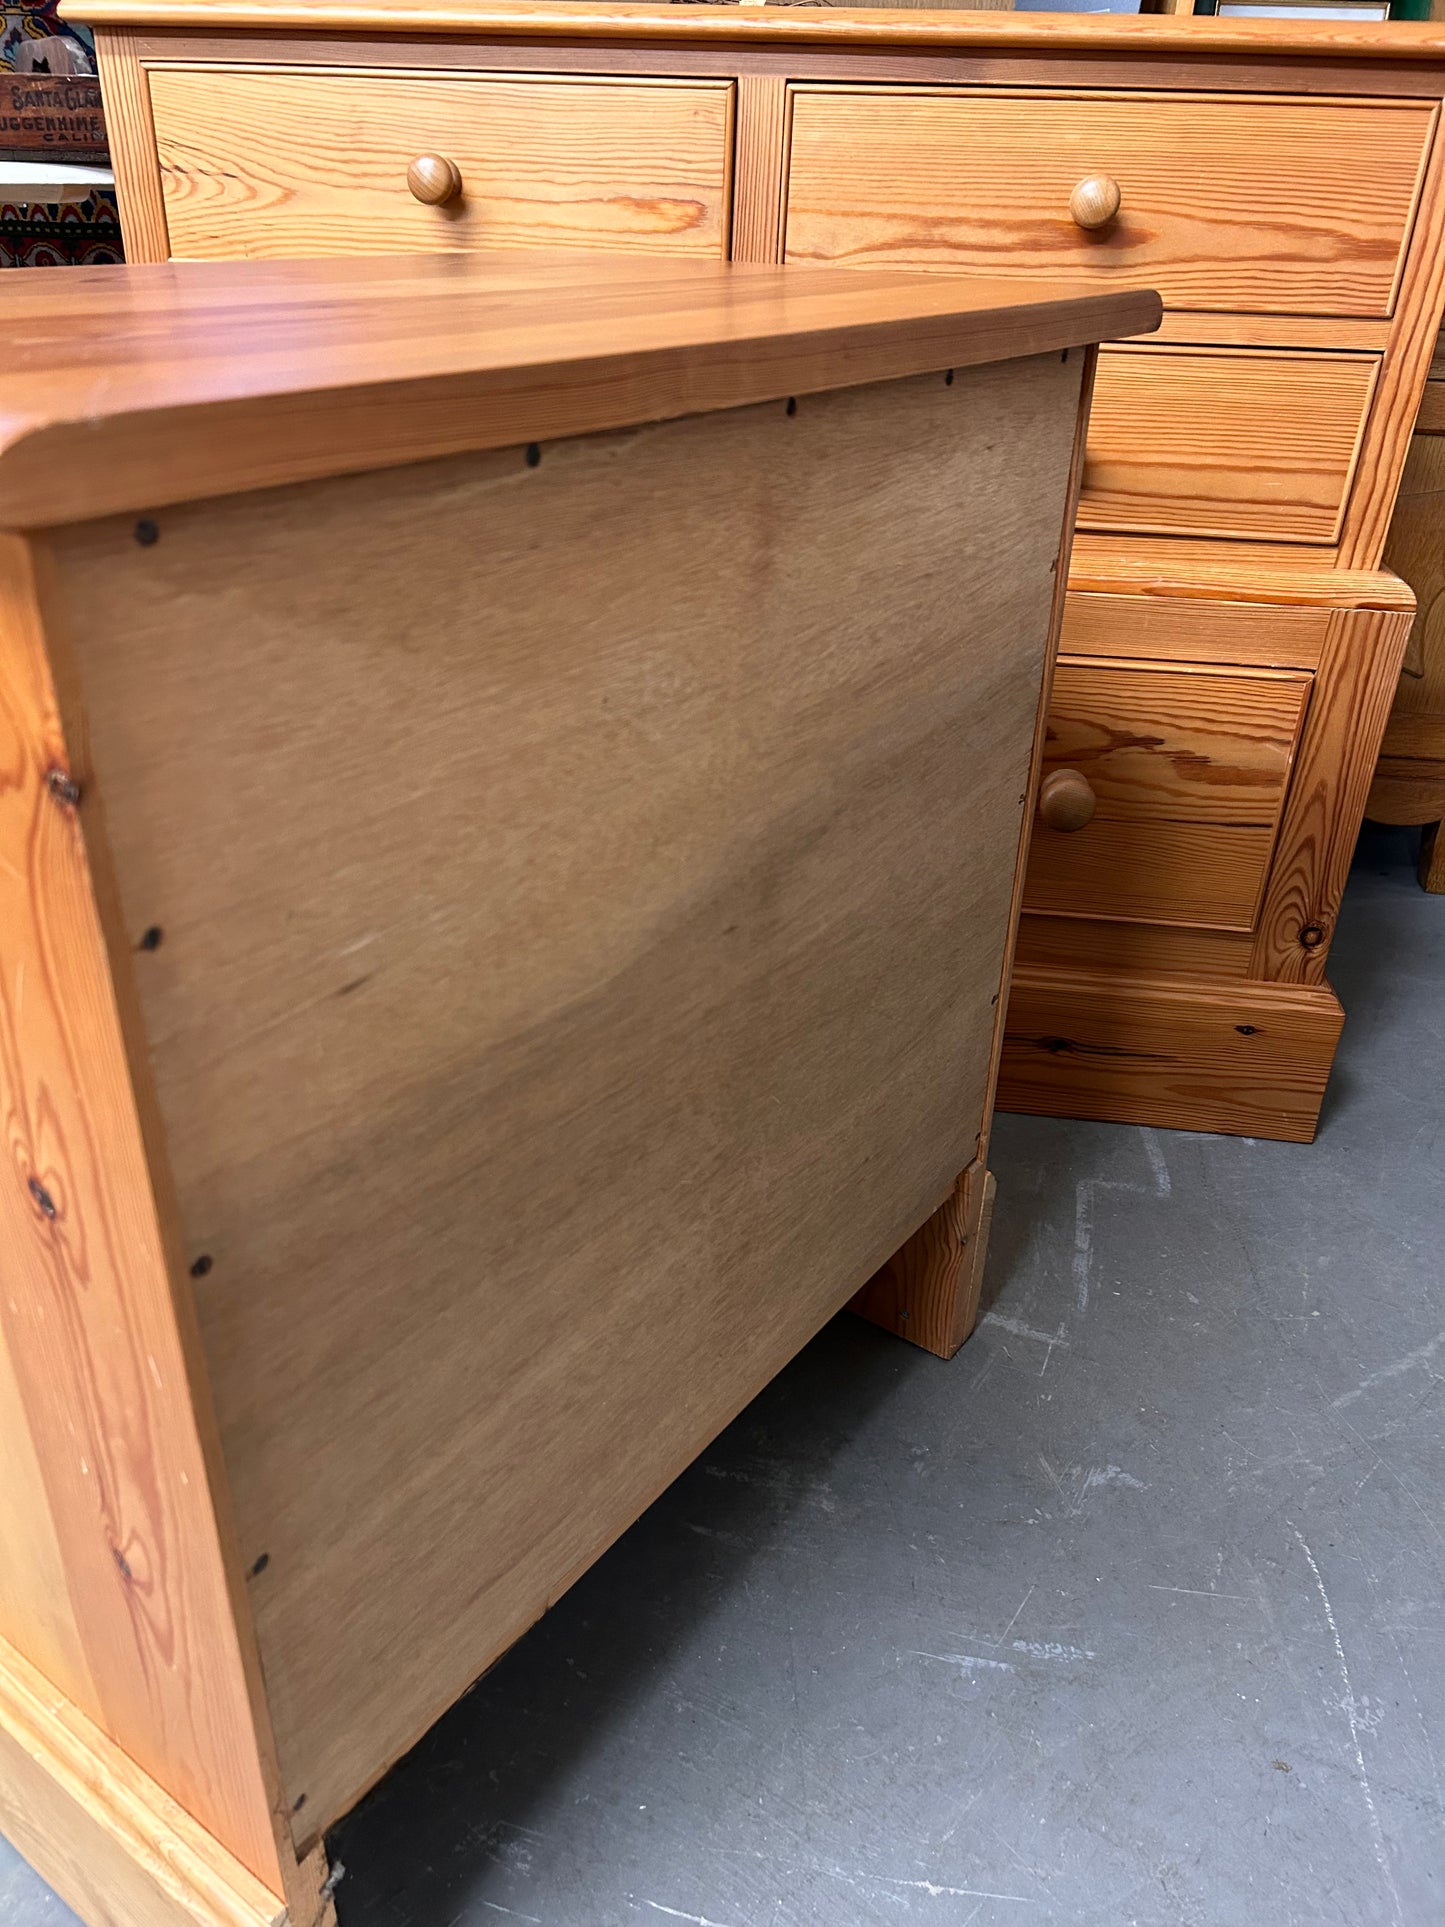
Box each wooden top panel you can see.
[59,0,1445,59]
[0,252,1158,527]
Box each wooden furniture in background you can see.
[0,251,1154,1927]
[1368,328,1445,887]
[73,0,1445,1141]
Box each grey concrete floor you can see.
[4,828,1442,1927]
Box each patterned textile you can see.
[1,3,120,266]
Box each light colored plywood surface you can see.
[0,251,1159,527]
[1080,345,1379,543]
[1000,967,1344,1142]
[150,67,735,262]
[0,1635,288,1927]
[0,538,282,1888]
[783,88,1432,319]
[1023,660,1311,930]
[48,354,1080,1842]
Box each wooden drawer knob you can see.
[407,155,463,206]
[1069,174,1122,232]
[1039,768,1097,832]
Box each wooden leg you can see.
[851,1161,997,1360]
[1420,821,1445,892]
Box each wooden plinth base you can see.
[0,1635,301,1927]
[996,967,1346,1143]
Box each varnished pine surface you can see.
[0,252,1159,526]
[784,89,1432,320]
[150,69,735,262]
[1023,660,1311,929]
[0,536,283,1888]
[1081,344,1379,543]
[57,1,1445,58]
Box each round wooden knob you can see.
[1039,768,1097,832]
[1069,174,1122,232]
[407,155,463,206]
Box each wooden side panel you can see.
[1252,604,1414,978]
[1081,345,1379,543]
[47,358,1081,1842]
[93,31,171,263]
[0,537,281,1891]
[1368,429,1445,830]
[999,967,1345,1143]
[782,88,1433,318]
[1023,660,1312,929]
[150,67,735,261]
[1338,106,1445,569]
[0,1323,94,1718]
[0,1635,285,1927]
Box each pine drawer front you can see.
[783,88,1433,319]
[1024,660,1312,930]
[148,68,735,260]
[1080,346,1379,543]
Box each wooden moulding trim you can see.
[0,1634,284,1927]
[59,1,1445,59]
[1066,547,1416,612]
[998,965,1345,1144]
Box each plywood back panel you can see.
[47,355,1082,1839]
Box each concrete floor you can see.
[4,828,1442,1927]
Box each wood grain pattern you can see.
[0,252,1160,528]
[62,2,1445,58]
[150,67,734,262]
[730,73,787,263]
[783,88,1432,319]
[0,536,281,1889]
[1081,344,1379,543]
[1338,103,1445,569]
[1023,660,1311,929]
[1066,538,1416,610]
[91,31,170,262]
[0,1635,287,1927]
[1367,427,1445,848]
[1015,913,1253,981]
[1415,374,1445,432]
[1061,590,1330,668]
[46,354,1080,1842]
[1251,605,1414,978]
[1150,313,1389,352]
[855,344,1097,1360]
[851,1162,995,1360]
[0,1324,94,1718]
[999,966,1345,1142]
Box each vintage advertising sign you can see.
[0,74,107,160]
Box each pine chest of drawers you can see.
[76,0,1445,1143]
[0,255,1154,1927]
